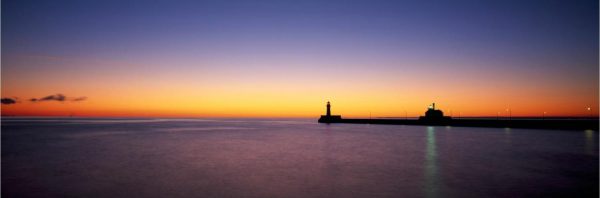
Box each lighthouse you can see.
[326,101,331,116]
[318,101,342,123]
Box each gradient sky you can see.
[2,0,598,117]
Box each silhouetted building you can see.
[319,101,341,123]
[419,103,451,122]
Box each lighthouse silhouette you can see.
[326,101,331,116]
[318,101,341,123]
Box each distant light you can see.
[587,107,591,111]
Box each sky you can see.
[1,0,598,118]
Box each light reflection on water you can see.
[2,118,598,198]
[584,129,595,155]
[424,126,438,198]
[504,128,512,144]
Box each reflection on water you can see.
[424,126,438,198]
[321,124,337,197]
[504,128,512,144]
[584,130,595,155]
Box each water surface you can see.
[2,118,598,197]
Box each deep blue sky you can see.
[4,0,597,63]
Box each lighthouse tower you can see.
[326,101,331,117]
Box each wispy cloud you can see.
[72,97,88,101]
[30,94,87,102]
[1,98,17,105]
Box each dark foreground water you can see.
[2,118,598,198]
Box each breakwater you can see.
[318,118,599,131]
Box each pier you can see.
[318,102,598,130]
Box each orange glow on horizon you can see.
[2,91,598,118]
[2,55,598,118]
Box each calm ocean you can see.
[2,118,598,197]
